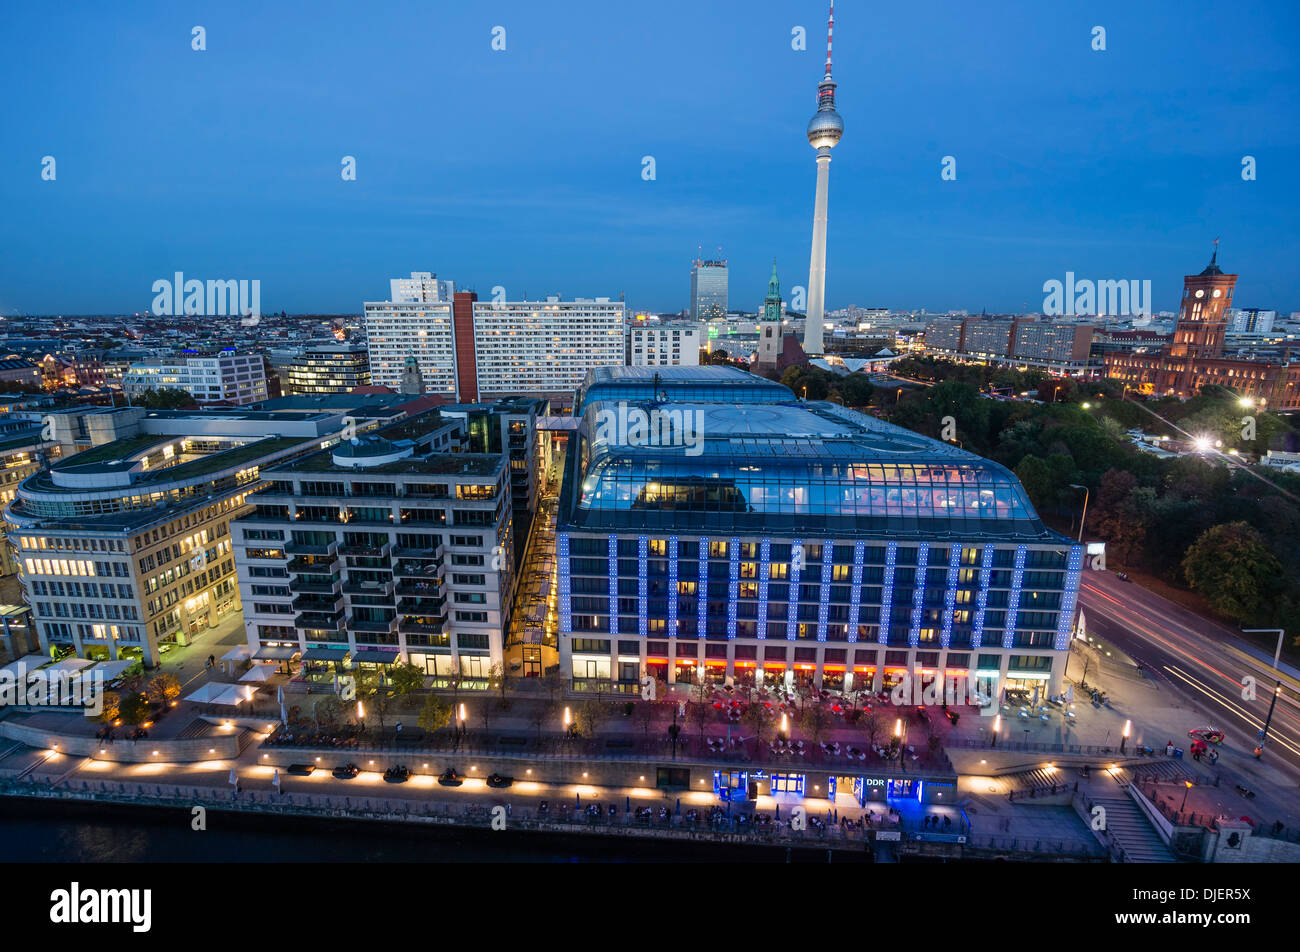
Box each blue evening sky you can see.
[1,0,1297,317]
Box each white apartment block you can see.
[123,353,268,406]
[390,271,455,303]
[363,300,458,396]
[627,322,702,367]
[471,297,625,399]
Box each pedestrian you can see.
[395,721,403,735]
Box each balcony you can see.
[285,541,338,557]
[342,578,394,596]
[348,616,398,634]
[397,597,446,616]
[289,577,341,595]
[391,543,444,560]
[291,593,344,613]
[287,556,340,573]
[399,619,446,636]
[394,559,444,581]
[395,579,442,598]
[339,541,390,557]
[294,610,344,631]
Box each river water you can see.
[3,797,861,863]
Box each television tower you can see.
[802,0,843,357]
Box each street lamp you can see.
[1068,484,1089,543]
[894,717,906,773]
[1121,718,1131,754]
[1241,628,1287,674]
[1260,682,1282,754]
[991,713,1001,748]
[1180,780,1194,813]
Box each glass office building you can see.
[556,368,1083,699]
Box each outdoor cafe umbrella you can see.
[277,685,287,726]
[272,768,280,794]
[227,768,237,788]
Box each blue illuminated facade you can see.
[556,368,1082,697]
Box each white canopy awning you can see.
[220,645,252,663]
[184,681,236,703]
[239,665,275,683]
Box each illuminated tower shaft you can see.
[802,0,842,357]
[804,150,832,356]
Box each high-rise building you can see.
[363,297,458,398]
[469,297,625,403]
[690,258,728,322]
[233,412,515,682]
[557,367,1083,697]
[284,343,371,395]
[1229,307,1277,335]
[803,0,844,357]
[390,271,455,304]
[365,277,625,407]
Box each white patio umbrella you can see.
[239,665,275,683]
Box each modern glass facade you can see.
[576,366,791,415]
[556,369,1082,697]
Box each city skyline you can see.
[2,0,1298,317]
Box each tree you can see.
[633,697,659,736]
[417,693,452,734]
[862,711,883,751]
[144,673,180,707]
[1014,455,1056,511]
[354,669,393,731]
[387,662,426,705]
[741,696,770,745]
[798,702,833,744]
[313,695,342,730]
[488,661,512,705]
[833,374,874,407]
[528,700,553,742]
[132,387,196,410]
[119,692,150,726]
[98,691,121,724]
[687,699,712,743]
[1182,522,1285,621]
[575,699,606,739]
[540,667,566,705]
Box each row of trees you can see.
[882,359,1300,637]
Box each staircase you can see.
[1125,759,1200,784]
[1003,765,1067,794]
[1090,795,1177,862]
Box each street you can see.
[1078,569,1300,771]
